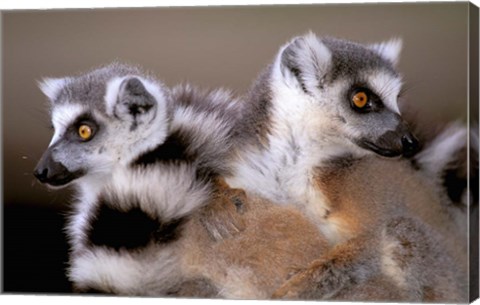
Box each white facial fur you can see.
[50,103,85,146]
[366,70,403,114]
[369,38,403,66]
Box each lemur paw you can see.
[198,178,247,241]
[272,256,351,300]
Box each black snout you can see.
[33,167,50,183]
[34,150,83,187]
[357,124,420,158]
[401,132,420,158]
[34,159,70,186]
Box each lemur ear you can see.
[369,38,402,66]
[38,77,68,101]
[108,77,158,130]
[278,32,331,94]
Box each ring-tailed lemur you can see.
[227,32,418,226]
[33,63,332,298]
[224,33,466,301]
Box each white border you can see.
[0,0,478,10]
[1,0,478,304]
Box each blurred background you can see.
[2,2,474,293]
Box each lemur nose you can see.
[33,167,49,183]
[401,133,420,158]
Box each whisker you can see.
[18,150,43,162]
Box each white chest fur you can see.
[226,87,349,238]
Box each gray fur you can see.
[171,83,244,127]
[168,84,243,177]
[279,36,398,92]
[50,63,146,111]
[237,65,275,146]
[321,37,398,82]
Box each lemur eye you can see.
[352,91,368,108]
[78,125,93,140]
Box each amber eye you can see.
[78,125,92,140]
[352,91,368,108]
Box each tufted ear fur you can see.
[369,38,403,66]
[38,77,69,101]
[106,77,160,131]
[277,32,332,94]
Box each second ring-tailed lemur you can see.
[223,33,467,301]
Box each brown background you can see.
[2,3,472,208]
[1,2,475,294]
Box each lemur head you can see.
[271,33,418,158]
[34,63,171,188]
